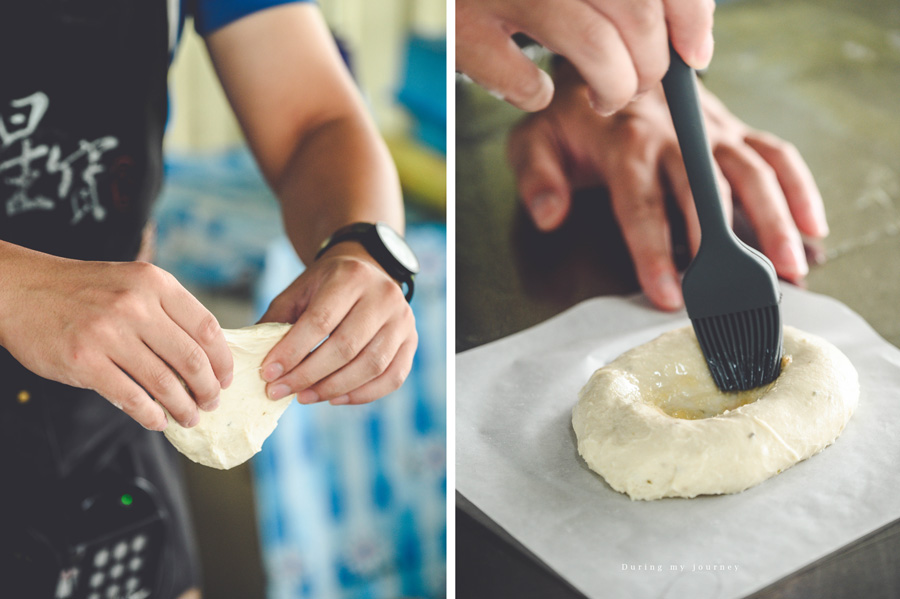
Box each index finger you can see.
[260,277,363,384]
[161,285,234,388]
[665,0,716,70]
[456,25,555,111]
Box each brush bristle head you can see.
[691,305,784,392]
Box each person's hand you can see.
[0,251,233,431]
[457,0,715,112]
[257,243,417,406]
[507,62,829,310]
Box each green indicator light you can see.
[120,494,133,506]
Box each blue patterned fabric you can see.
[252,226,447,599]
[155,146,446,599]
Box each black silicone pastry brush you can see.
[661,48,783,392]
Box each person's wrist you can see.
[315,222,418,301]
[318,240,387,273]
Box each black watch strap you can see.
[315,222,418,302]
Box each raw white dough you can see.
[572,325,859,500]
[164,322,295,470]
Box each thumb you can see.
[507,122,572,232]
[257,277,308,325]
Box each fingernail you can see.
[656,272,684,311]
[184,412,200,428]
[586,88,615,116]
[778,240,809,279]
[805,239,827,266]
[686,32,715,70]
[145,418,167,432]
[220,372,233,390]
[297,389,319,404]
[200,396,220,412]
[533,69,554,109]
[262,363,284,382]
[528,192,562,230]
[329,395,350,406]
[814,210,830,237]
[269,384,292,400]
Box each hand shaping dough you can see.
[163,323,295,470]
[572,325,859,500]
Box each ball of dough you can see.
[572,325,858,500]
[164,322,295,470]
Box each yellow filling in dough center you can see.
[644,355,792,420]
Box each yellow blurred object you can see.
[17,390,30,404]
[385,135,446,213]
[166,24,244,153]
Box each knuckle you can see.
[281,370,313,393]
[705,0,716,22]
[294,377,315,395]
[197,313,221,346]
[311,380,337,400]
[386,366,408,393]
[308,309,336,337]
[364,348,392,377]
[773,137,800,160]
[625,0,663,32]
[332,334,361,363]
[108,287,146,318]
[148,366,177,397]
[721,145,777,185]
[347,392,375,406]
[619,118,653,147]
[118,391,145,413]
[182,343,207,375]
[617,188,659,221]
[335,256,371,279]
[401,302,416,324]
[577,19,612,57]
[381,278,406,302]
[644,257,672,281]
[770,232,795,249]
[754,160,779,188]
[127,260,163,286]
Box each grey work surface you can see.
[455,0,900,597]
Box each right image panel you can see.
[455,0,900,597]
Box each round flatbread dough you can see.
[164,322,295,470]
[572,325,858,500]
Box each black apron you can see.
[0,1,199,597]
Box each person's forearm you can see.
[202,3,405,265]
[270,112,404,265]
[0,241,54,349]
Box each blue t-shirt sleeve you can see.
[190,0,315,36]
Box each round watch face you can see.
[375,222,419,274]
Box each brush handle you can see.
[661,48,731,245]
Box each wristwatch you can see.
[315,222,420,301]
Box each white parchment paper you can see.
[457,286,900,599]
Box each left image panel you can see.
[0,1,447,598]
